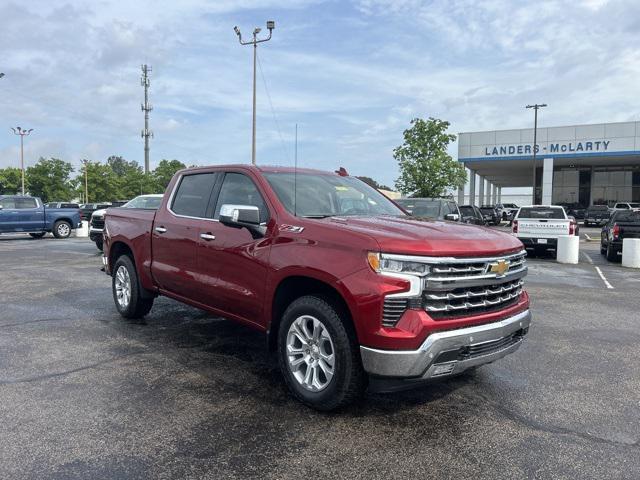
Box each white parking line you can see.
[594,266,614,289]
[581,252,594,264]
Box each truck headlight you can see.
[367,252,431,276]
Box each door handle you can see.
[155,226,167,234]
[200,233,216,241]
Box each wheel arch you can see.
[268,275,356,352]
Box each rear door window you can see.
[15,198,38,209]
[0,198,16,209]
[171,173,217,218]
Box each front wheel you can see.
[112,255,154,318]
[278,295,367,411]
[52,220,72,239]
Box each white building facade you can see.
[457,121,640,207]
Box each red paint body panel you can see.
[103,164,530,351]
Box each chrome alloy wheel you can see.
[115,265,132,309]
[286,315,335,392]
[57,222,70,237]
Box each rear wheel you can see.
[606,243,618,262]
[112,255,154,318]
[95,239,103,251]
[600,242,606,255]
[278,295,366,411]
[52,220,72,239]
[29,232,46,239]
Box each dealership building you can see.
[457,121,640,207]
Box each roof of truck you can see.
[177,164,344,176]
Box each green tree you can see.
[0,167,23,194]
[153,159,186,192]
[26,157,75,202]
[75,160,120,203]
[394,118,466,197]
[356,176,392,191]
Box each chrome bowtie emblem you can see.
[489,259,510,276]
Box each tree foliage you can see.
[394,118,467,198]
[0,167,23,195]
[153,159,186,191]
[26,157,75,203]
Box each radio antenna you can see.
[294,123,298,216]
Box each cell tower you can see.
[141,64,153,173]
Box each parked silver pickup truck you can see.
[512,205,577,257]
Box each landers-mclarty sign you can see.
[485,140,611,156]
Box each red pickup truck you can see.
[103,165,531,410]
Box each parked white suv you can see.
[613,202,640,211]
[512,205,577,257]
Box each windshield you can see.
[123,196,163,209]
[396,199,441,217]
[264,173,405,217]
[629,203,640,208]
[479,207,495,214]
[459,206,476,216]
[518,207,565,219]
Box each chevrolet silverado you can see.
[102,165,531,410]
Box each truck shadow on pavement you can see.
[107,297,476,416]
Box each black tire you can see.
[52,220,72,239]
[112,255,154,318]
[606,243,618,262]
[95,239,103,251]
[277,295,367,411]
[600,242,606,255]
[29,232,46,239]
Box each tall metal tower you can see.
[141,64,153,173]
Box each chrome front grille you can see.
[91,217,105,229]
[381,250,527,327]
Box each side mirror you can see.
[219,204,261,226]
[444,213,459,221]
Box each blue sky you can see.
[1,0,639,189]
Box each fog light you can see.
[432,362,456,376]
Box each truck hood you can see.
[325,215,523,257]
[92,209,107,218]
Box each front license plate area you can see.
[537,238,548,244]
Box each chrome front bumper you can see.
[360,309,531,379]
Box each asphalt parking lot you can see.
[1,230,639,480]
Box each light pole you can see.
[234,20,275,165]
[526,103,547,204]
[82,159,89,203]
[11,127,33,195]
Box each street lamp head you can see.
[0,72,5,78]
[253,27,262,35]
[234,25,240,36]
[266,20,275,30]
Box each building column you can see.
[457,185,464,205]
[478,176,485,206]
[491,183,496,204]
[497,186,502,203]
[469,170,476,206]
[542,157,554,205]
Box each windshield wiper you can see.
[301,214,334,219]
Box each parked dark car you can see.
[479,205,501,225]
[584,205,611,227]
[459,205,486,225]
[601,210,640,261]
[395,198,460,221]
[80,202,111,221]
[560,203,586,220]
